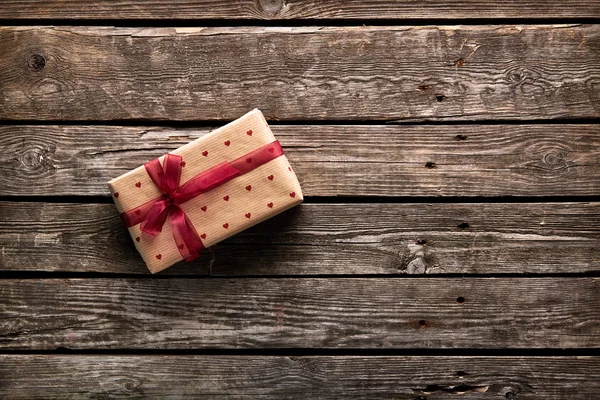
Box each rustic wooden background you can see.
[1,1,600,398]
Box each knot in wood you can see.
[507,71,524,83]
[21,147,46,168]
[257,0,286,16]
[27,54,46,71]
[543,150,566,166]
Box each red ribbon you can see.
[121,140,284,262]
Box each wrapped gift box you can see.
[107,109,303,273]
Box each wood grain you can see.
[1,355,598,399]
[1,278,598,349]
[1,0,599,20]
[1,201,598,275]
[2,124,599,197]
[1,25,599,121]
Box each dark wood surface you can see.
[1,25,600,122]
[2,278,598,349]
[1,2,599,398]
[1,356,599,399]
[1,0,600,20]
[1,202,599,275]
[1,124,599,197]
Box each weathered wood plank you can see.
[0,278,598,349]
[1,202,598,275]
[2,124,599,197]
[2,0,600,20]
[1,356,598,399]
[1,25,599,121]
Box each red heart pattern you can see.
[124,132,299,264]
[114,192,119,198]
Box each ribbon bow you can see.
[120,141,284,262]
[143,155,241,261]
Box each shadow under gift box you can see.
[107,109,304,273]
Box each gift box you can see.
[107,109,303,273]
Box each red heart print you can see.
[201,206,207,212]
[135,182,141,188]
[135,236,140,242]
[156,254,162,260]
[200,233,207,239]
[246,185,252,191]
[268,147,274,153]
[114,192,119,198]
[223,195,229,201]
[135,209,141,215]
[178,243,185,250]
[180,161,186,167]
[223,223,229,229]
[245,212,251,218]
[246,157,252,163]
[202,151,208,157]
[267,202,273,208]
[246,130,252,136]
[224,140,230,146]
[268,175,274,181]
[289,192,296,198]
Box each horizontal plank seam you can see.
[3,119,600,127]
[2,196,600,204]
[1,348,599,356]
[0,272,599,279]
[1,18,600,27]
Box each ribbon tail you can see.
[169,204,205,262]
[140,199,170,236]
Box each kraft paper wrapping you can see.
[107,109,303,273]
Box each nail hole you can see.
[456,370,468,377]
[458,222,470,229]
[454,134,468,141]
[455,58,465,67]
[418,319,427,327]
[416,239,427,245]
[425,161,437,169]
[456,296,465,303]
[436,94,445,102]
[28,54,46,71]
